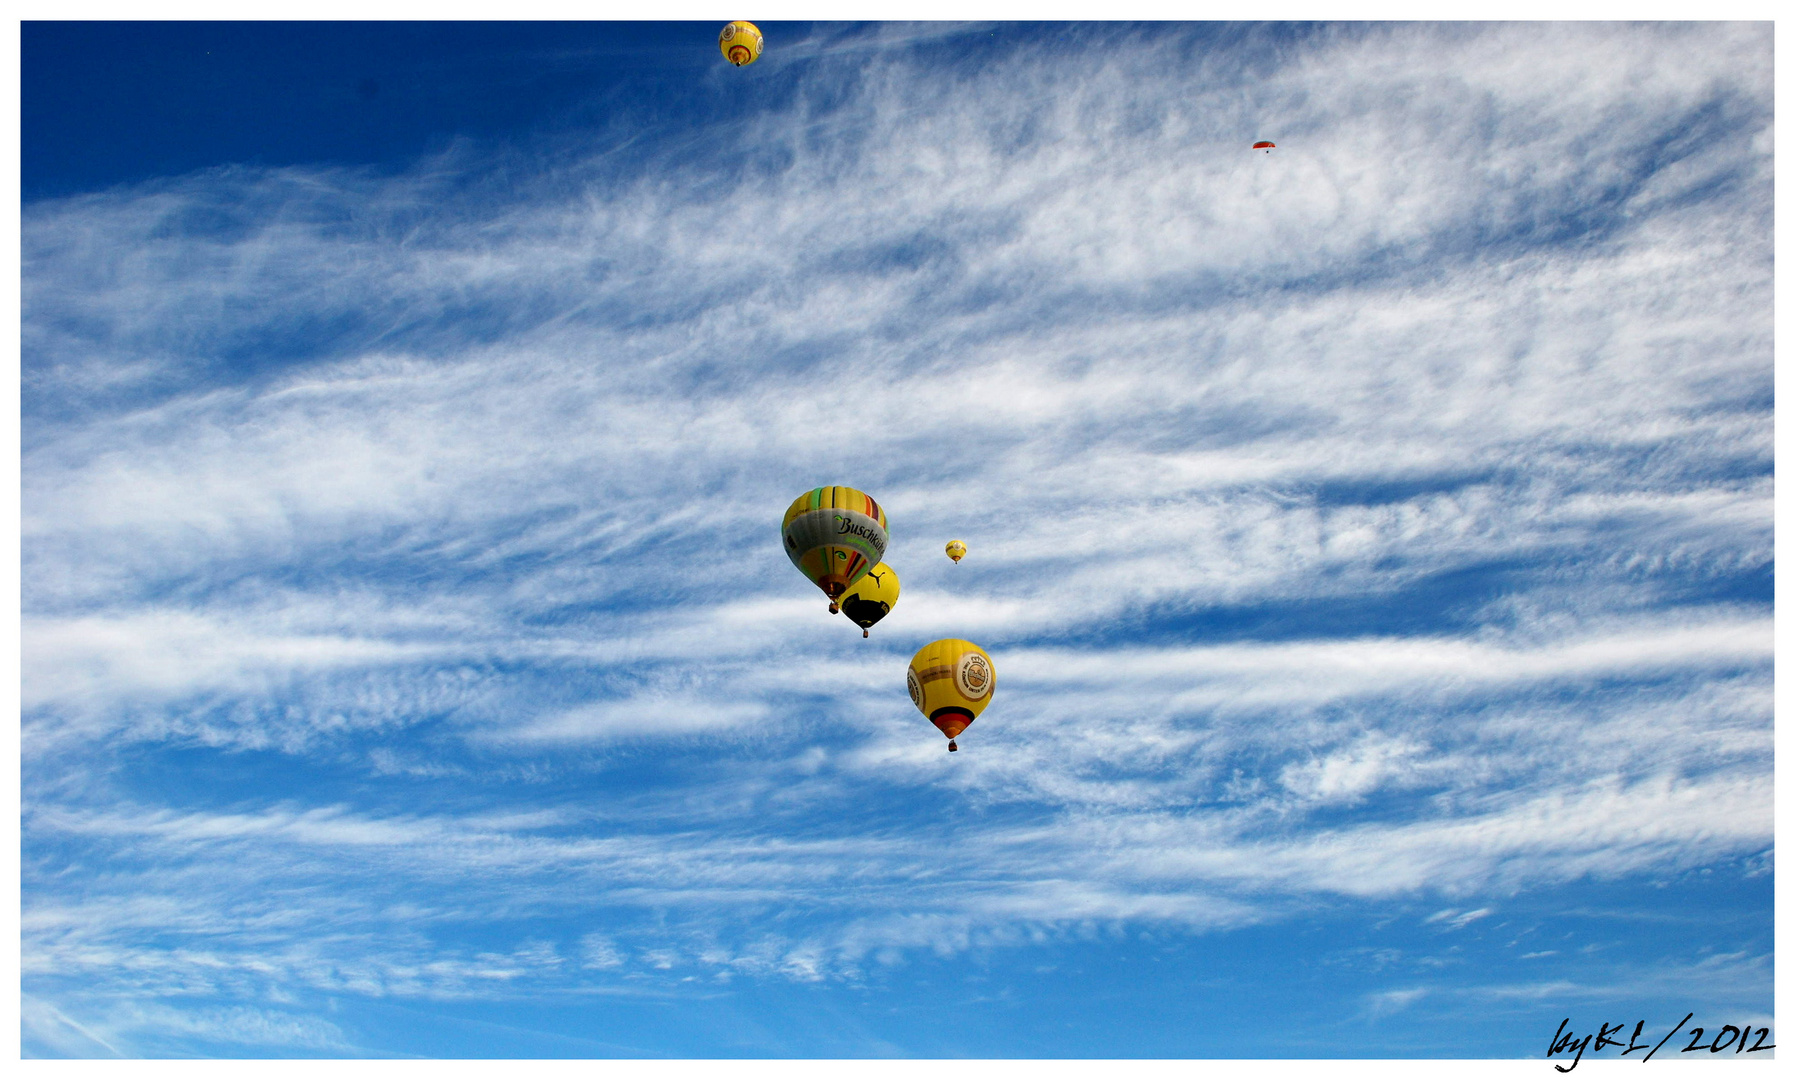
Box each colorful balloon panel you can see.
[782,486,889,605]
[907,638,994,749]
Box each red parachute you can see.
[1253,141,1276,153]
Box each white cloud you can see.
[1003,615,1770,704]
[1281,733,1426,805]
[21,994,353,1057]
[1365,987,1429,1018]
[1424,907,1493,930]
[511,695,772,743]
[22,760,1769,994]
[20,996,127,1058]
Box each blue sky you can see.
[18,17,1774,1060]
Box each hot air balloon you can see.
[782,486,888,614]
[838,563,899,637]
[944,540,967,563]
[906,638,995,752]
[1253,141,1276,153]
[719,21,763,66]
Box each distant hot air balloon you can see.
[782,486,888,614]
[1253,141,1276,153]
[719,21,763,66]
[838,562,899,637]
[944,540,967,563]
[907,638,995,752]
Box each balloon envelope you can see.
[945,540,967,563]
[782,486,888,611]
[907,638,995,750]
[719,21,763,66]
[838,562,899,636]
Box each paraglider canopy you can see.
[1253,141,1276,152]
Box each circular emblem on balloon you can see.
[906,668,923,708]
[956,652,992,700]
[721,23,735,40]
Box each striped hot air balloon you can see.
[781,486,888,614]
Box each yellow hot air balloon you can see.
[944,540,967,563]
[719,21,763,66]
[838,562,899,637]
[782,486,888,614]
[906,638,994,752]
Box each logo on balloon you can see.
[833,514,884,546]
[721,24,735,40]
[956,653,992,699]
[906,669,923,708]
